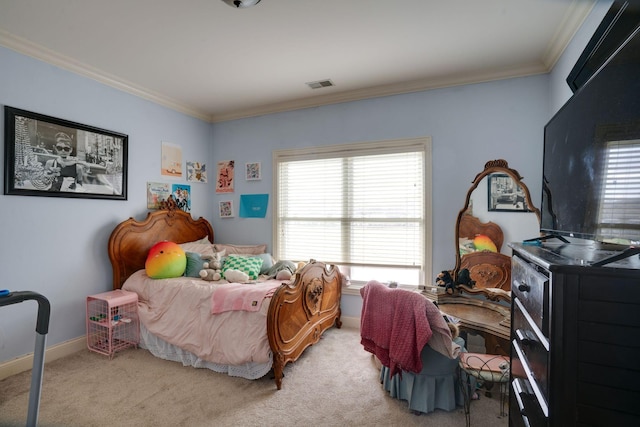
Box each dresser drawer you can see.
[512,255,548,337]
[510,376,548,427]
[511,340,549,423]
[513,299,549,399]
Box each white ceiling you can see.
[0,0,595,122]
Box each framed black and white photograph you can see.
[487,173,529,212]
[4,106,128,200]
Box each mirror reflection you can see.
[454,160,541,301]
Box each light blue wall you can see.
[0,1,611,363]
[209,0,611,319]
[0,47,213,361]
[211,76,549,318]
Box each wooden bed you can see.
[108,198,342,389]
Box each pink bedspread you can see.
[122,270,276,366]
[211,280,280,314]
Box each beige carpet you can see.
[0,328,508,427]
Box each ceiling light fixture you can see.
[221,0,261,8]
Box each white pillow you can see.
[179,238,214,257]
[213,243,267,255]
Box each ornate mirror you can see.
[453,159,541,301]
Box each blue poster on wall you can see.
[171,183,191,212]
[239,194,269,218]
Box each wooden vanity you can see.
[428,159,540,356]
[422,288,511,355]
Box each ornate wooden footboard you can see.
[267,260,342,389]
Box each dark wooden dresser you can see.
[508,242,640,427]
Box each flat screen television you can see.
[540,18,640,251]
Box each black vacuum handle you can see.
[0,291,51,334]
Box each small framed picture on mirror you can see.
[487,173,529,212]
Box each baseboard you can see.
[1,316,360,380]
[340,315,359,330]
[0,336,86,381]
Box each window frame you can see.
[272,137,432,291]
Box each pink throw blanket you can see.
[360,281,457,378]
[211,280,281,314]
[360,281,432,377]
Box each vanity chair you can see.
[424,159,541,356]
[360,281,465,415]
[379,345,463,415]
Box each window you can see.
[597,138,640,242]
[273,137,432,287]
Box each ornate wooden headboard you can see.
[108,197,214,289]
[460,251,511,292]
[458,214,504,251]
[457,213,511,301]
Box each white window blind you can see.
[597,138,640,241]
[273,138,431,286]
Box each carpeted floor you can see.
[0,327,508,427]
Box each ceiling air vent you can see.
[306,79,334,89]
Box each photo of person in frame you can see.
[43,132,87,192]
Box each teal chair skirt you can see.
[380,345,464,414]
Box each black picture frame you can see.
[487,173,529,212]
[4,106,128,200]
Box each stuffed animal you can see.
[446,321,460,340]
[146,241,187,279]
[456,268,476,288]
[435,270,451,286]
[265,260,298,280]
[199,251,224,281]
[199,261,221,281]
[275,269,293,281]
[473,234,497,252]
[436,270,457,295]
[274,260,307,281]
[224,269,250,283]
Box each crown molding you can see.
[541,0,596,70]
[1,0,595,124]
[0,30,211,122]
[210,62,548,122]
